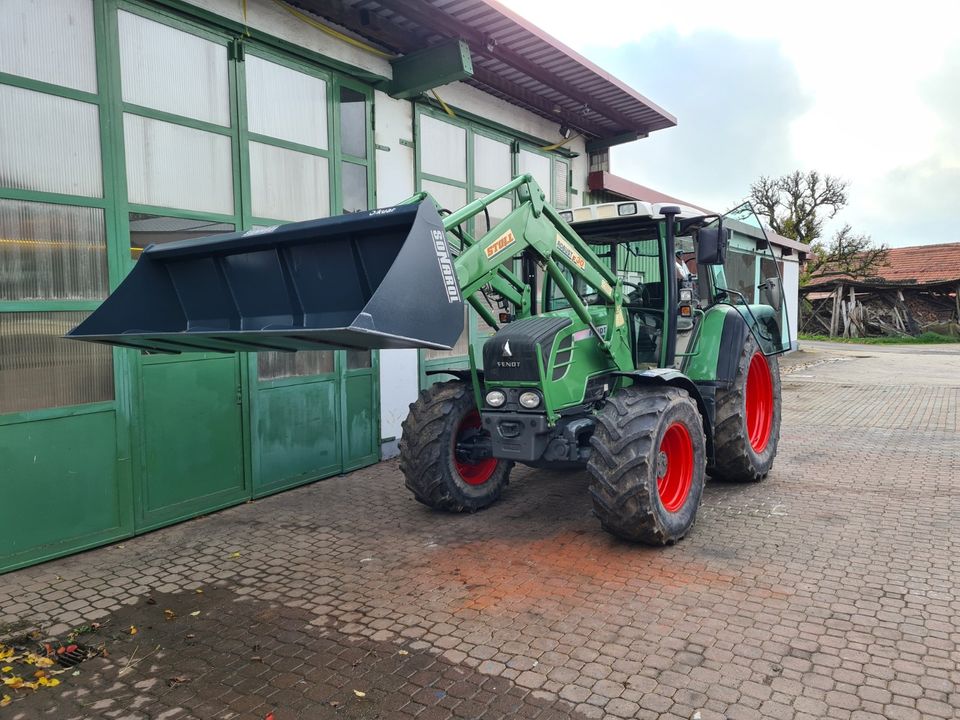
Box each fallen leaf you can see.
[251,656,262,662]
[129,626,138,635]
[65,645,77,654]
[37,677,59,687]
[228,552,241,559]
[353,689,366,698]
[163,609,177,621]
[72,671,81,677]
[264,713,275,720]
[1,666,11,672]
[0,694,10,707]
[397,650,409,656]
[166,675,190,687]
[195,589,203,594]
[33,657,55,668]
[185,634,195,640]
[3,676,23,689]
[34,670,46,679]
[190,611,201,617]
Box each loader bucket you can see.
[68,201,464,353]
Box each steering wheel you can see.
[622,281,651,307]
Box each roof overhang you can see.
[294,0,677,144]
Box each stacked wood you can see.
[797,283,953,337]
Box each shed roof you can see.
[805,242,960,289]
[298,0,677,141]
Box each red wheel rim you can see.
[453,409,497,486]
[745,352,774,453]
[657,422,694,513]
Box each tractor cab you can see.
[552,201,790,369]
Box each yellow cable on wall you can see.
[268,0,394,60]
[431,89,457,118]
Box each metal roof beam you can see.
[469,66,610,138]
[375,0,648,135]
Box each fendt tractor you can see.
[70,174,789,544]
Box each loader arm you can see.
[438,174,635,373]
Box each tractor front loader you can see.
[70,174,790,544]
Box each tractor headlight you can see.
[485,390,506,407]
[679,288,693,303]
[519,391,541,409]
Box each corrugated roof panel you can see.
[300,0,676,139]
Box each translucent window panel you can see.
[129,213,234,260]
[0,0,97,92]
[473,134,511,190]
[473,193,513,235]
[0,85,102,197]
[420,114,466,182]
[0,311,113,414]
[518,150,551,197]
[249,143,329,222]
[347,350,371,370]
[340,86,367,158]
[0,200,107,301]
[246,56,327,149]
[724,249,758,302]
[258,351,334,380]
[553,158,570,209]
[421,179,466,216]
[117,10,229,126]
[124,114,234,215]
[342,162,368,214]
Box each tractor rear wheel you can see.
[399,380,512,512]
[587,386,706,545]
[709,333,782,482]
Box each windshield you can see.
[706,203,791,355]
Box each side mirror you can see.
[696,223,728,265]
[759,276,783,313]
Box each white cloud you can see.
[502,0,960,246]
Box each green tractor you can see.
[70,174,789,544]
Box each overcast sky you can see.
[501,0,960,247]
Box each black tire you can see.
[398,380,512,512]
[587,386,706,545]
[709,333,782,482]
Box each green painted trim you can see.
[0,188,109,208]
[256,372,338,390]
[0,300,101,312]
[417,97,578,159]
[0,401,115,428]
[386,39,473,99]
[247,131,331,158]
[0,70,101,104]
[126,203,238,225]
[121,102,234,136]
[420,173,469,190]
[144,0,390,84]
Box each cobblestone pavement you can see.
[2,342,959,720]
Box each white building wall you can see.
[780,257,801,350]
[185,0,597,456]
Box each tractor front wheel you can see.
[587,386,706,545]
[709,333,782,482]
[399,380,512,512]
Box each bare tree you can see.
[804,224,889,282]
[750,170,848,245]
